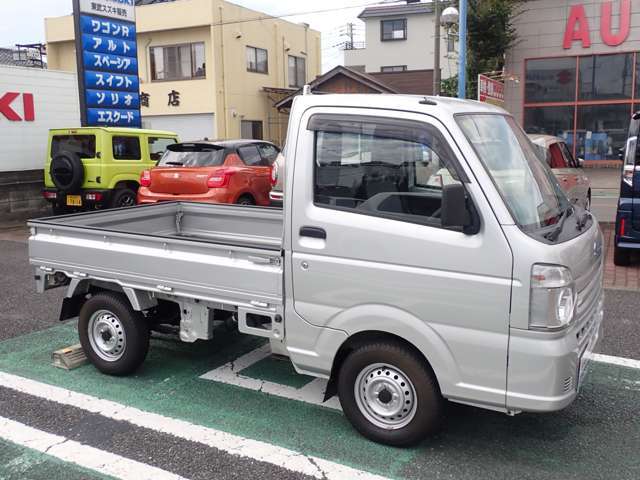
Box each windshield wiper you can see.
[544,206,574,242]
[164,161,184,166]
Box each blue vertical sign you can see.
[73,0,141,127]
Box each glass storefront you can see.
[524,52,639,163]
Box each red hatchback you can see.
[138,140,280,206]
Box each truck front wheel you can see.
[337,341,444,446]
[78,292,150,376]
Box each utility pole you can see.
[458,0,467,99]
[433,0,441,96]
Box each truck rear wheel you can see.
[337,341,444,446]
[78,292,150,376]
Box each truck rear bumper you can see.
[506,293,604,413]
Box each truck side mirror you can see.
[618,148,625,161]
[442,183,472,231]
[578,157,585,168]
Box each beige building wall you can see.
[44,0,321,146]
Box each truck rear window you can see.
[51,135,96,159]
[158,143,226,167]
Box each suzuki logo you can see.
[0,92,35,121]
[173,173,180,179]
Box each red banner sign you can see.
[478,75,504,107]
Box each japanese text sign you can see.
[73,0,141,127]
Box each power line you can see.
[210,1,383,28]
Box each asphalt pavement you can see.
[0,226,638,480]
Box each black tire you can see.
[614,244,632,267]
[51,204,70,216]
[78,292,150,376]
[237,195,255,206]
[50,152,84,192]
[109,187,137,209]
[337,341,444,446]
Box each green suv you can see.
[43,127,178,213]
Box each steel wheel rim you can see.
[119,194,136,208]
[88,309,126,362]
[354,363,417,430]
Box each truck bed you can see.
[28,202,284,307]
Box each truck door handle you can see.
[300,226,327,240]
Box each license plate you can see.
[66,195,82,207]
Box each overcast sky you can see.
[0,0,377,71]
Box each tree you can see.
[441,0,521,98]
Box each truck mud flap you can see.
[59,295,86,322]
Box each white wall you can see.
[0,66,80,172]
[142,113,216,142]
[344,14,457,78]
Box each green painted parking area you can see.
[0,439,113,480]
[0,322,639,480]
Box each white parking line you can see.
[0,416,187,480]
[200,344,342,411]
[592,353,640,370]
[0,371,389,480]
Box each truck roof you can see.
[292,93,508,117]
[49,127,178,136]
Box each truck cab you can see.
[29,94,604,447]
[614,111,640,266]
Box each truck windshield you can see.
[158,144,225,167]
[457,114,570,233]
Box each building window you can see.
[246,46,268,74]
[112,136,141,160]
[525,57,576,103]
[380,65,407,73]
[150,43,206,81]
[576,104,631,162]
[241,120,264,140]
[381,19,407,41]
[524,52,640,164]
[579,53,633,101]
[288,56,306,88]
[524,106,576,142]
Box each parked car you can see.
[269,151,285,207]
[43,127,178,214]
[529,134,591,210]
[137,140,280,207]
[30,94,603,447]
[613,111,640,266]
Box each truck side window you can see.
[113,136,141,160]
[310,115,464,228]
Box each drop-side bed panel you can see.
[28,202,284,308]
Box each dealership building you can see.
[505,0,640,166]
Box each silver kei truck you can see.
[29,93,604,446]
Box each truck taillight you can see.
[140,170,152,187]
[207,169,234,188]
[270,162,279,187]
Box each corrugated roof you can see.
[0,48,42,68]
[359,1,435,19]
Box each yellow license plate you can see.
[66,195,82,207]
